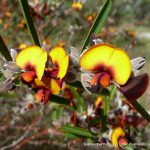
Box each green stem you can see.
[102,96,108,131]
[101,86,116,131]
[109,85,117,101]
[69,86,86,113]
[19,0,40,46]
[0,35,12,61]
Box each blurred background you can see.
[0,0,150,149]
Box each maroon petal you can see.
[118,73,149,103]
[36,89,51,104]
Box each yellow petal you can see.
[49,47,66,65]
[57,55,69,79]
[80,44,114,71]
[107,48,131,85]
[32,78,45,88]
[111,127,125,148]
[32,77,61,95]
[49,47,69,79]
[16,46,47,80]
[50,79,61,95]
[95,96,103,108]
[35,52,48,80]
[80,44,131,85]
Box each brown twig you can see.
[0,116,42,150]
[12,130,48,150]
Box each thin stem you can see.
[19,0,40,46]
[102,96,108,131]
[109,85,117,101]
[69,86,86,113]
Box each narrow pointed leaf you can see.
[81,0,112,52]
[68,81,83,89]
[131,101,150,122]
[0,35,12,61]
[62,125,96,138]
[64,133,81,139]
[50,94,70,105]
[19,0,40,46]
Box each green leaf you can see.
[64,133,81,139]
[81,0,112,52]
[62,125,96,138]
[101,88,110,96]
[67,81,83,89]
[50,94,71,105]
[0,35,12,61]
[19,0,40,46]
[131,101,150,122]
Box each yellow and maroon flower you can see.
[80,44,131,86]
[16,45,69,104]
[111,127,128,148]
[16,46,47,83]
[32,77,61,104]
[16,45,69,81]
[80,43,149,102]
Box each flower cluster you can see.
[0,35,149,149]
[1,35,149,107]
[0,44,68,104]
[80,37,149,103]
